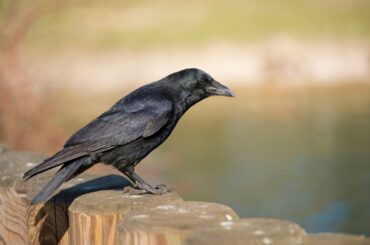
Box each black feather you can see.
[31,158,85,204]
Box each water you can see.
[148,84,370,235]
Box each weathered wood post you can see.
[183,219,370,245]
[118,201,239,245]
[68,190,183,245]
[184,218,308,245]
[27,174,130,245]
[0,147,45,244]
[0,146,132,245]
[307,234,369,245]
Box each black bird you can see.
[24,68,234,204]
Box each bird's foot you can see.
[123,186,147,195]
[123,183,173,195]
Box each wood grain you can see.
[27,174,130,245]
[118,201,239,245]
[0,147,131,245]
[0,187,28,245]
[0,149,45,245]
[69,190,183,245]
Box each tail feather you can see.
[24,140,115,181]
[30,159,84,204]
[23,147,82,181]
[23,158,63,181]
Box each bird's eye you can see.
[199,78,207,86]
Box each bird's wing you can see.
[23,98,173,180]
[65,98,173,146]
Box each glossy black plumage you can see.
[24,68,234,204]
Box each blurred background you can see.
[0,0,369,235]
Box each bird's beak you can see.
[207,80,235,97]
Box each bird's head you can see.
[165,68,234,107]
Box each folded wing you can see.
[23,98,173,180]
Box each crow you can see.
[24,68,234,204]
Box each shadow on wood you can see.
[28,175,131,245]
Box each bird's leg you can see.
[124,166,156,193]
[121,166,170,195]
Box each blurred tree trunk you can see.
[0,1,66,152]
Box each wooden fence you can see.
[0,146,368,245]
